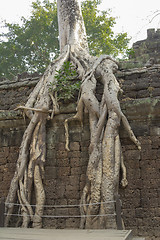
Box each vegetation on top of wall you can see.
[0,0,131,79]
[48,61,80,102]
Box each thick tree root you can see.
[64,49,141,229]
[5,46,70,228]
[5,45,140,229]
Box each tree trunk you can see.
[57,0,88,52]
[5,0,140,229]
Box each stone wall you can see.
[119,28,160,70]
[0,65,160,239]
[132,28,160,65]
[119,65,160,239]
[0,73,39,110]
[120,99,160,240]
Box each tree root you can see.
[5,45,70,228]
[64,50,140,229]
[5,44,140,229]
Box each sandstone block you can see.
[69,142,80,151]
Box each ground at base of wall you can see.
[133,238,145,240]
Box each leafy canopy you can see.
[0,0,131,79]
[82,0,130,57]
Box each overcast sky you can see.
[0,0,160,46]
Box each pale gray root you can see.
[32,116,46,228]
[15,105,54,112]
[120,151,128,188]
[24,45,70,119]
[96,59,141,150]
[83,112,102,229]
[63,54,141,229]
[82,59,140,229]
[5,112,39,227]
[5,47,70,228]
[19,180,33,227]
[49,93,60,119]
[100,111,121,229]
[32,165,45,228]
[17,189,29,228]
[64,45,96,151]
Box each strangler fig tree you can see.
[5,0,141,229]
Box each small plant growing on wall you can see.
[48,61,80,102]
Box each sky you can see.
[0,0,160,46]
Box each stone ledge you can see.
[121,97,160,121]
[0,64,160,90]
[0,110,23,120]
[117,64,160,77]
[0,97,160,123]
[0,77,39,90]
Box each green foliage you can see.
[82,0,130,57]
[0,0,58,79]
[49,61,80,102]
[126,48,135,59]
[0,0,131,79]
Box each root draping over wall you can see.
[5,0,140,229]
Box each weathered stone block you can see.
[69,142,80,151]
[46,149,56,159]
[151,136,160,148]
[65,218,80,228]
[65,190,80,199]
[68,176,79,186]
[150,126,160,136]
[45,166,57,180]
[46,156,57,167]
[57,167,71,177]
[80,141,90,147]
[71,167,81,175]
[56,185,66,198]
[56,218,66,229]
[68,151,81,158]
[66,184,79,192]
[70,132,81,141]
[56,142,65,151]
[57,158,70,167]
[55,208,69,216]
[0,156,7,165]
[56,150,68,159]
[70,158,80,167]
[55,199,67,206]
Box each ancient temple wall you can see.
[0,65,160,239]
